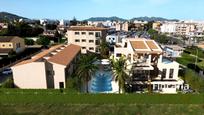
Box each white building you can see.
[65,26,107,54]
[160,22,177,34]
[114,38,184,93]
[106,34,127,45]
[163,45,184,58]
[11,44,81,89]
[59,19,70,26]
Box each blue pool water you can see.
[90,71,113,93]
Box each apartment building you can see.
[0,36,25,56]
[116,22,128,32]
[160,22,177,34]
[66,26,107,54]
[11,44,81,89]
[114,38,184,93]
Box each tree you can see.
[54,30,62,43]
[144,21,154,31]
[99,40,109,58]
[111,56,128,93]
[24,39,34,45]
[36,36,50,46]
[76,54,98,93]
[45,24,57,30]
[70,17,78,26]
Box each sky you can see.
[0,0,203,20]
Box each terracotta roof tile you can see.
[14,45,63,67]
[48,44,81,66]
[0,36,22,42]
[68,26,108,31]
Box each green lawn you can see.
[176,53,196,66]
[0,89,204,114]
[185,46,204,58]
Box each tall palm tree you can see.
[111,56,127,93]
[76,54,98,93]
[99,40,109,58]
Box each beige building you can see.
[0,36,25,56]
[114,38,184,93]
[11,44,81,89]
[116,22,128,32]
[152,22,161,31]
[66,26,107,54]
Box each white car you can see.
[2,68,12,75]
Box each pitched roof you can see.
[68,26,108,31]
[0,48,12,53]
[0,36,22,42]
[14,45,63,67]
[48,44,81,66]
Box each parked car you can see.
[2,68,12,75]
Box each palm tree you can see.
[76,54,98,93]
[99,40,109,58]
[111,56,128,93]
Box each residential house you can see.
[0,23,8,30]
[11,44,81,89]
[0,36,25,56]
[163,45,184,57]
[114,38,184,93]
[106,34,127,45]
[65,26,107,54]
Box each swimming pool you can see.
[90,71,113,93]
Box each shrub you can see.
[1,78,14,88]
[184,69,204,92]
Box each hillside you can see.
[85,16,127,22]
[131,16,179,22]
[85,16,179,22]
[0,12,27,22]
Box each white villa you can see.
[114,38,184,93]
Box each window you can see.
[89,32,94,35]
[116,53,122,57]
[75,32,80,35]
[82,32,86,35]
[124,42,127,48]
[89,47,94,50]
[89,40,94,43]
[162,69,167,78]
[95,40,100,45]
[75,39,80,42]
[82,39,86,42]
[2,44,5,47]
[82,47,86,49]
[9,44,12,47]
[169,69,174,78]
[95,32,101,37]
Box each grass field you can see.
[0,89,204,115]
